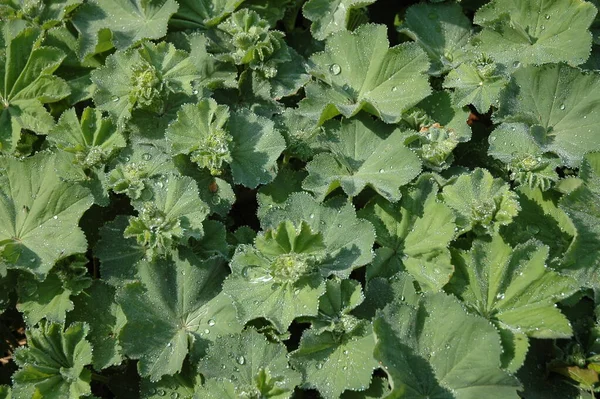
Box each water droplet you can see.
[545,14,550,19]
[237,355,245,365]
[512,61,521,68]
[316,363,323,369]
[379,168,384,173]
[111,96,119,102]
[193,89,199,95]
[329,64,341,75]
[496,293,505,300]
[53,215,58,220]
[142,153,152,161]
[391,86,398,92]
[309,213,315,219]
[167,342,172,347]
[204,329,210,334]
[170,393,179,399]
[478,81,483,86]
[157,389,166,397]
[560,104,565,110]
[208,319,216,326]
[343,350,349,355]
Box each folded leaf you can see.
[303,0,376,41]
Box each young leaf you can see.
[448,233,578,370]
[0,152,93,279]
[222,221,327,332]
[302,115,422,203]
[359,177,456,291]
[560,152,600,289]
[399,2,472,75]
[125,175,209,260]
[91,41,200,128]
[495,64,600,167]
[12,322,92,399]
[488,123,560,191]
[441,168,520,236]
[1,0,83,30]
[48,107,125,169]
[117,250,242,381]
[374,293,521,399]
[262,192,376,277]
[300,23,431,124]
[302,0,376,41]
[0,27,70,152]
[198,328,301,399]
[167,100,286,188]
[71,0,179,58]
[443,57,509,114]
[473,0,596,66]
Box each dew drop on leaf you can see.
[329,64,341,75]
[208,319,216,326]
[236,355,245,365]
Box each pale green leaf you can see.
[374,293,521,399]
[300,23,431,124]
[12,322,92,399]
[169,0,245,29]
[290,323,378,399]
[302,0,376,40]
[117,250,242,381]
[91,41,199,128]
[198,329,301,399]
[262,193,376,277]
[495,64,600,167]
[302,115,422,203]
[441,168,520,235]
[443,60,509,114]
[0,152,93,279]
[48,107,126,169]
[488,123,560,191]
[400,2,472,75]
[125,175,209,260]
[360,177,456,291]
[71,0,179,58]
[473,0,596,66]
[140,363,200,399]
[222,221,327,332]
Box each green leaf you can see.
[139,361,200,399]
[340,377,391,399]
[473,0,596,66]
[290,278,377,399]
[374,293,521,398]
[0,386,10,399]
[257,167,307,219]
[300,23,431,124]
[488,123,560,191]
[302,0,376,41]
[125,175,209,260]
[169,0,245,29]
[399,2,472,75]
[441,168,520,236]
[167,100,286,188]
[222,221,327,332]
[495,64,600,167]
[1,0,83,30]
[262,193,376,277]
[91,41,199,128]
[198,328,301,399]
[48,107,126,169]
[560,152,600,289]
[302,115,422,203]
[16,255,91,326]
[448,233,577,370]
[12,322,92,399]
[117,250,242,381]
[360,177,456,291]
[0,152,93,279]
[443,58,509,114]
[67,280,125,371]
[0,27,70,152]
[290,322,378,399]
[71,0,179,58]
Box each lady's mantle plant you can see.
[1,0,600,398]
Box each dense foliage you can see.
[1,0,600,398]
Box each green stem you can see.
[91,372,110,385]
